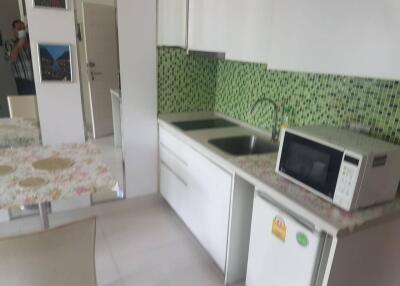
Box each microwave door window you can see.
[280,133,343,199]
[285,142,330,188]
[309,161,329,186]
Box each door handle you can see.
[89,70,102,80]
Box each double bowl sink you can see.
[172,118,278,156]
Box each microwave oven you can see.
[276,126,400,211]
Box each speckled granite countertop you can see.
[158,112,400,237]
[231,154,400,236]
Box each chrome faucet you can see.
[251,97,280,142]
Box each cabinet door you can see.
[187,0,226,53]
[188,148,232,272]
[225,0,273,64]
[158,127,232,272]
[157,0,187,47]
[268,0,400,80]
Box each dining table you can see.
[0,142,119,229]
[0,118,41,148]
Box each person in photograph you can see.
[4,20,36,95]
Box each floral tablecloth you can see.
[232,154,400,235]
[0,143,118,209]
[0,118,40,148]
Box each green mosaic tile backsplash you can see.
[158,48,217,113]
[158,47,400,144]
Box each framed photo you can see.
[38,44,73,82]
[33,0,68,10]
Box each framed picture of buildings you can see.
[33,0,68,10]
[38,44,72,82]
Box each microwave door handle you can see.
[257,191,317,233]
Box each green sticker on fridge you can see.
[296,232,309,247]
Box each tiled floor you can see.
[98,196,225,286]
[0,195,226,286]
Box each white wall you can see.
[26,0,85,145]
[117,0,158,198]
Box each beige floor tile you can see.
[0,195,227,286]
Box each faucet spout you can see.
[251,97,280,142]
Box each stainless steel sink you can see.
[208,135,278,156]
[172,118,238,131]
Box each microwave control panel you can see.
[333,155,360,210]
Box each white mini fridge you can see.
[246,191,329,286]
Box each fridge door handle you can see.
[256,191,317,233]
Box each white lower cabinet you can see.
[159,127,232,272]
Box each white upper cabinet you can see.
[225,0,273,64]
[158,0,273,64]
[157,0,187,47]
[187,0,227,53]
[268,0,400,80]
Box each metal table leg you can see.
[38,202,49,230]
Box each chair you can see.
[7,95,39,120]
[0,217,97,286]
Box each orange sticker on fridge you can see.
[272,216,287,242]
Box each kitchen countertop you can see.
[158,112,400,237]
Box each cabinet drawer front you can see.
[188,147,232,204]
[159,143,189,184]
[160,162,189,219]
[160,162,200,237]
[159,127,191,163]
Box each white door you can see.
[82,2,119,138]
[246,192,323,286]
